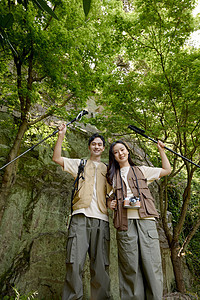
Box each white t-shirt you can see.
[118,166,161,220]
[63,158,108,222]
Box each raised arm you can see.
[52,123,66,167]
[157,140,171,178]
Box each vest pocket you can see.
[66,233,77,263]
[141,192,158,216]
[129,177,148,189]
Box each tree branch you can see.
[28,93,75,125]
[43,5,57,31]
[174,170,193,240]
[178,216,200,256]
[25,46,34,116]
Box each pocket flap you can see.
[147,229,159,239]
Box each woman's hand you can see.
[107,199,117,210]
[157,140,165,151]
[157,140,172,177]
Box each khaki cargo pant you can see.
[116,219,163,300]
[62,214,111,300]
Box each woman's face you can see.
[112,143,129,167]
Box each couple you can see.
[52,124,171,300]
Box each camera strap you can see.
[119,170,125,200]
[119,166,141,201]
[131,166,141,201]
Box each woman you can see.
[106,140,171,300]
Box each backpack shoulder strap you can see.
[70,159,87,213]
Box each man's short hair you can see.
[88,133,106,146]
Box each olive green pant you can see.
[62,214,111,300]
[116,219,163,300]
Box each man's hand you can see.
[52,123,66,167]
[58,123,67,139]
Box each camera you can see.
[123,196,140,209]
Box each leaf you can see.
[0,13,14,28]
[32,0,58,20]
[83,0,91,17]
[18,0,28,9]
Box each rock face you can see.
[0,114,182,299]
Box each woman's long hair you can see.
[106,140,135,185]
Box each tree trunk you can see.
[170,240,186,293]
[0,120,28,224]
[168,167,193,293]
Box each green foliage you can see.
[167,168,199,223]
[0,0,124,145]
[23,121,69,150]
[0,12,14,28]
[168,186,182,224]
[186,234,200,287]
[0,0,58,54]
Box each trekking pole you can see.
[0,110,88,170]
[128,125,200,169]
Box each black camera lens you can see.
[129,197,137,205]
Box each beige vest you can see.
[72,159,110,215]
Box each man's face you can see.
[89,137,105,158]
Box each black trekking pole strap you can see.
[0,110,88,170]
[128,125,200,169]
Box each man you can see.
[52,124,112,300]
